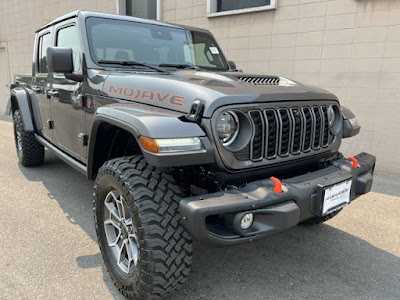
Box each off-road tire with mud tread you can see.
[299,208,342,225]
[93,155,193,300]
[13,110,44,167]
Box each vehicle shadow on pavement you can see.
[19,153,400,300]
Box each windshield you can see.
[86,17,229,71]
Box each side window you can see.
[38,33,52,74]
[57,25,81,72]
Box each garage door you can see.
[0,46,10,115]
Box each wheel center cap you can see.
[121,223,129,239]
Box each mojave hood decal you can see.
[108,85,185,107]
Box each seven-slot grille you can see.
[245,105,334,161]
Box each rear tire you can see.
[94,155,192,299]
[13,110,44,167]
[299,209,342,225]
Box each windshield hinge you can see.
[186,99,205,124]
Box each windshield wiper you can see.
[158,63,202,70]
[98,60,167,73]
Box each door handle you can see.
[46,90,59,98]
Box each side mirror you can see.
[47,47,83,82]
[47,47,73,73]
[341,106,361,138]
[228,60,237,70]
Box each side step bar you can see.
[34,134,87,176]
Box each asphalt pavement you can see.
[0,118,399,300]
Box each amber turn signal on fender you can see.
[139,136,202,153]
[270,176,283,193]
[348,156,358,168]
[139,136,160,153]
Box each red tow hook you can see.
[348,156,358,168]
[270,176,283,193]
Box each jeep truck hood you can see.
[100,70,338,118]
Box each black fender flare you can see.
[87,106,213,179]
[10,88,35,131]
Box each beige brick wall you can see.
[0,0,399,174]
[164,0,400,175]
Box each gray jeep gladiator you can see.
[7,10,375,300]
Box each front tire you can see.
[94,156,192,299]
[13,110,44,167]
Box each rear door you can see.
[51,21,87,161]
[32,29,53,140]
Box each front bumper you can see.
[179,152,375,246]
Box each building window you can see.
[207,0,277,17]
[117,0,162,20]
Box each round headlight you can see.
[328,106,336,127]
[217,111,239,146]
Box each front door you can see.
[51,23,87,161]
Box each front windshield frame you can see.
[85,17,230,72]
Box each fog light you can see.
[240,213,254,230]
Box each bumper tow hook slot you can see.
[270,176,283,193]
[348,156,358,168]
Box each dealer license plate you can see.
[322,179,352,215]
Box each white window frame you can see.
[117,0,162,20]
[207,0,277,18]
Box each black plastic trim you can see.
[35,134,87,175]
[10,88,35,132]
[179,152,375,246]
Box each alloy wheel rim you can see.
[15,125,23,157]
[103,190,139,274]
